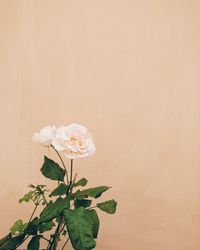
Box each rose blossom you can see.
[52,123,96,159]
[33,126,56,146]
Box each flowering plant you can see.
[0,123,117,250]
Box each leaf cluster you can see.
[0,156,117,250]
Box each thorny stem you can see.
[51,145,69,184]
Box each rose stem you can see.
[61,237,70,250]
[48,161,73,249]
[16,198,39,249]
[51,145,69,185]
[48,160,73,249]
[28,203,38,223]
[70,173,77,194]
[70,159,73,187]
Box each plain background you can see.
[0,1,200,249]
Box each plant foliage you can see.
[0,150,117,249]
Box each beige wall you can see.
[0,0,200,249]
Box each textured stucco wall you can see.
[0,1,200,249]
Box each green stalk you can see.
[16,235,30,249]
[16,202,38,249]
[46,157,74,250]
[70,159,73,186]
[51,145,69,184]
[28,204,38,223]
[47,217,64,250]
[47,159,74,250]
[61,237,70,250]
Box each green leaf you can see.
[71,190,81,200]
[41,156,65,181]
[50,183,70,196]
[64,207,96,250]
[0,234,25,250]
[25,217,39,235]
[0,233,12,247]
[73,178,88,187]
[86,209,100,239]
[10,220,27,235]
[76,186,110,200]
[19,191,35,203]
[27,235,41,250]
[39,197,70,223]
[25,217,55,235]
[38,221,55,233]
[55,215,63,224]
[75,199,92,209]
[97,199,117,214]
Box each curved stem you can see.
[61,237,70,250]
[16,235,30,249]
[28,204,38,223]
[16,202,38,249]
[51,145,69,184]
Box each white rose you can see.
[32,126,56,146]
[52,123,96,159]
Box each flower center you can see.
[69,135,83,147]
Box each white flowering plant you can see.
[0,123,117,250]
